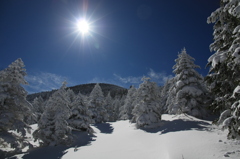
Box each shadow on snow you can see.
[9,131,95,159]
[141,119,211,134]
[92,123,114,134]
[9,123,114,159]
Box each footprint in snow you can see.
[224,151,236,157]
[224,154,230,157]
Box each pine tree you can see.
[68,92,93,133]
[160,78,175,113]
[32,96,45,120]
[66,89,76,109]
[223,86,240,139]
[104,92,114,122]
[131,77,162,128]
[207,0,240,139]
[0,58,32,151]
[168,48,208,118]
[119,86,137,120]
[33,82,73,146]
[112,98,121,121]
[87,83,108,123]
[206,0,240,113]
[119,94,126,107]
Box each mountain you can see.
[27,83,128,102]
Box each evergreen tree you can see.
[112,98,122,121]
[206,0,240,113]
[66,89,76,109]
[160,78,175,113]
[207,0,240,139]
[119,94,126,107]
[165,79,177,115]
[131,77,162,128]
[87,83,108,123]
[0,58,32,151]
[104,92,114,122]
[32,96,45,120]
[119,86,137,120]
[68,92,93,133]
[33,82,73,146]
[168,48,208,118]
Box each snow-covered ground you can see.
[9,114,240,159]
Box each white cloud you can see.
[114,68,173,87]
[147,69,173,85]
[24,72,74,94]
[88,77,130,88]
[88,77,109,84]
[113,74,142,84]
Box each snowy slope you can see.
[10,114,240,159]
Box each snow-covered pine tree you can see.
[119,94,126,107]
[66,89,76,109]
[206,0,240,113]
[111,98,121,121]
[0,58,32,151]
[104,92,114,122]
[32,96,45,120]
[131,77,162,128]
[219,86,240,139]
[207,0,240,139]
[119,86,137,120]
[87,83,108,123]
[33,81,73,146]
[68,92,93,133]
[227,0,240,139]
[160,78,175,113]
[168,48,208,118]
[165,79,177,115]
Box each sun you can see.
[77,19,90,34]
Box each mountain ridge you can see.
[27,83,128,102]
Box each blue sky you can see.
[0,0,219,93]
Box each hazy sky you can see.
[0,0,219,93]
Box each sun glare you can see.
[77,20,90,34]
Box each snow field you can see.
[8,114,240,159]
[62,114,240,159]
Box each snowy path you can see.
[62,114,240,159]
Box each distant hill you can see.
[27,83,128,102]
